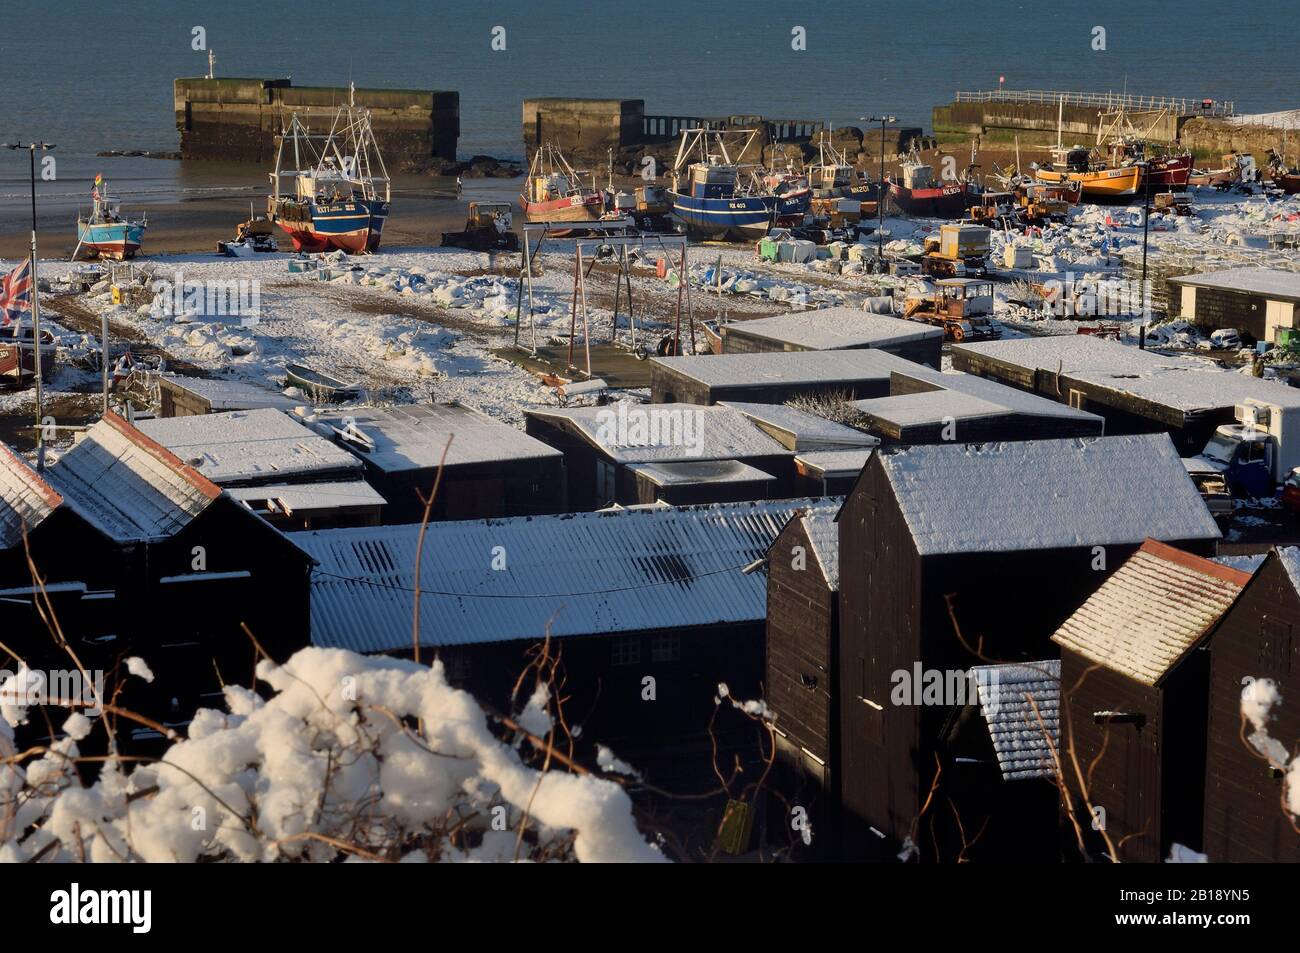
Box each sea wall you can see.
[933,101,1182,144]
[1179,117,1297,162]
[174,78,459,164]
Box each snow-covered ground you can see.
[2,185,1297,431]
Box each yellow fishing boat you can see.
[1034,146,1144,199]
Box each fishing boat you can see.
[1034,145,1144,199]
[887,149,982,219]
[1097,111,1193,191]
[520,144,604,227]
[75,176,146,260]
[284,362,360,402]
[1266,149,1300,194]
[669,128,812,241]
[0,321,56,385]
[805,132,883,202]
[268,89,391,254]
[1189,152,1257,189]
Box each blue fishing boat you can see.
[75,175,146,260]
[669,129,810,241]
[268,90,391,254]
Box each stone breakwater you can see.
[174,77,459,165]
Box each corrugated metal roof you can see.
[311,402,562,473]
[0,444,62,549]
[880,434,1222,556]
[293,498,839,653]
[970,660,1060,781]
[526,402,790,463]
[650,349,917,388]
[45,413,222,543]
[723,308,942,350]
[1051,540,1250,686]
[136,408,363,485]
[801,513,839,591]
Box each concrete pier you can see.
[522,98,921,173]
[174,78,459,164]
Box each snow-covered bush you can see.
[0,648,664,863]
[1240,677,1300,822]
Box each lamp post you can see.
[862,115,896,269]
[4,141,55,468]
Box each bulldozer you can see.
[441,202,521,251]
[902,277,1003,342]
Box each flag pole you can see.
[5,141,55,468]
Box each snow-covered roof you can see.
[853,389,1011,426]
[44,414,222,543]
[970,660,1060,781]
[136,408,363,486]
[719,401,879,451]
[311,403,562,472]
[651,348,919,388]
[1051,540,1250,686]
[161,375,300,411]
[525,403,790,463]
[880,367,1103,423]
[802,512,839,591]
[627,460,777,487]
[226,481,387,515]
[294,499,839,652]
[722,308,942,350]
[878,434,1222,556]
[795,449,873,478]
[1274,546,1300,592]
[954,337,1300,413]
[0,444,62,549]
[1169,268,1300,302]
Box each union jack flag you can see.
[0,259,33,331]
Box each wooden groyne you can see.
[174,77,459,164]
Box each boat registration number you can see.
[317,203,359,213]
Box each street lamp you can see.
[861,116,896,269]
[1139,160,1152,349]
[4,141,55,468]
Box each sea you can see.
[0,0,1294,216]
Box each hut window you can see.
[651,634,680,663]
[1068,389,1086,410]
[611,636,642,666]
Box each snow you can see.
[880,434,1222,556]
[1238,676,1300,821]
[652,348,918,389]
[136,409,363,485]
[0,647,664,863]
[125,657,154,683]
[723,308,941,350]
[1170,267,1300,300]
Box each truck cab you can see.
[1189,400,1300,499]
